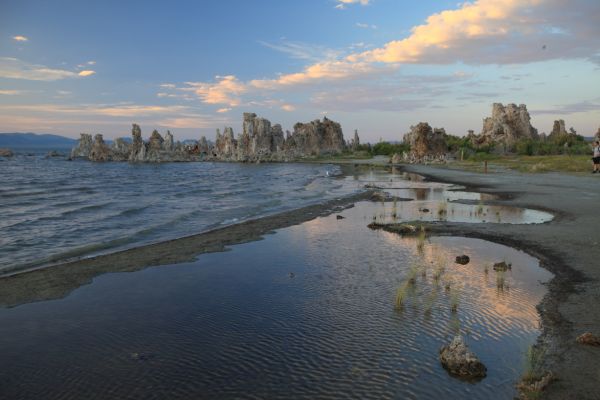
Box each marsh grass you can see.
[437,201,448,217]
[433,257,446,283]
[449,286,460,313]
[476,200,485,215]
[496,270,507,291]
[395,282,410,310]
[523,345,546,383]
[416,226,427,253]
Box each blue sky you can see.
[0,0,599,142]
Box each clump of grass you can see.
[433,257,446,282]
[496,270,507,291]
[523,345,546,383]
[395,281,411,310]
[416,226,426,253]
[437,201,448,217]
[518,345,555,400]
[406,263,420,285]
[476,200,485,216]
[391,197,398,220]
[450,287,460,313]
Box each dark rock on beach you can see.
[576,332,600,346]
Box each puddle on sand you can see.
[0,204,552,400]
[347,167,553,224]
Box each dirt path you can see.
[401,164,600,399]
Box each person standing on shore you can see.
[593,141,600,174]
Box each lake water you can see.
[0,154,350,273]
[0,157,556,398]
[0,205,552,399]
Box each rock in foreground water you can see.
[439,335,487,379]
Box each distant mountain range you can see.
[0,133,77,149]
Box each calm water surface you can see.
[0,205,552,399]
[0,157,554,399]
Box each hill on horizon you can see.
[0,132,77,149]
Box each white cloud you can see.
[356,23,377,29]
[0,57,96,81]
[281,104,296,112]
[0,90,26,95]
[177,0,600,108]
[12,35,28,42]
[260,40,342,61]
[216,107,232,113]
[78,70,96,77]
[336,0,370,9]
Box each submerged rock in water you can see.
[455,255,470,265]
[493,261,511,271]
[439,335,487,379]
[576,332,600,346]
[46,150,64,158]
[0,148,14,157]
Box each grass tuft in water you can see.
[437,201,448,217]
[450,286,460,313]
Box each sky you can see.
[0,0,599,142]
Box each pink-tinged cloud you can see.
[181,0,600,106]
[12,35,28,42]
[78,70,96,77]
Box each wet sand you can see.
[399,164,599,400]
[2,161,597,398]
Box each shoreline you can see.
[2,160,594,397]
[0,187,375,308]
[396,163,598,399]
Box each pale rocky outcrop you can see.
[129,124,147,162]
[439,335,487,379]
[198,136,209,154]
[548,120,578,143]
[287,117,346,157]
[402,123,447,163]
[163,131,174,152]
[471,103,538,151]
[70,113,347,163]
[89,134,111,162]
[70,133,93,159]
[111,138,131,161]
[594,127,600,141]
